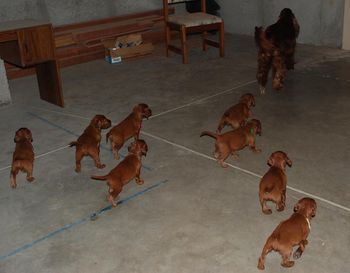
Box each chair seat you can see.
[168,12,222,27]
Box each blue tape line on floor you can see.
[27,112,152,171]
[0,179,169,261]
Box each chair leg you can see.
[219,22,225,57]
[180,25,188,64]
[165,25,171,57]
[202,31,208,51]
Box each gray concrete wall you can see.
[0,0,345,46]
[218,0,345,47]
[0,0,161,26]
[0,59,11,106]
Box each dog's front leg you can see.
[135,166,144,185]
[293,240,307,259]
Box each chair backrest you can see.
[163,0,206,20]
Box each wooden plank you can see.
[53,8,172,33]
[74,22,153,41]
[54,33,76,47]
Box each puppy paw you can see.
[220,162,229,168]
[257,259,265,270]
[277,205,285,212]
[254,148,262,153]
[75,168,81,173]
[10,182,17,189]
[136,179,144,185]
[108,196,117,207]
[282,261,294,268]
[27,177,35,182]
[262,209,272,215]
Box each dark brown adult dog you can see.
[106,103,152,160]
[91,139,148,207]
[10,128,34,188]
[217,93,255,133]
[255,8,300,94]
[201,119,262,167]
[259,151,292,214]
[69,115,111,173]
[258,197,317,270]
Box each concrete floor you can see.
[0,33,350,273]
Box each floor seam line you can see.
[140,130,350,213]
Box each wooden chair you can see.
[163,0,224,64]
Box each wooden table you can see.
[0,20,64,107]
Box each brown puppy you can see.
[10,128,34,188]
[91,139,148,207]
[106,103,152,160]
[201,119,262,167]
[217,93,256,133]
[69,115,111,173]
[259,151,292,214]
[258,197,317,270]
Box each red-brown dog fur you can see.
[10,128,34,188]
[255,8,300,94]
[259,151,292,214]
[258,197,317,270]
[217,93,255,133]
[91,139,148,207]
[106,103,152,160]
[69,115,111,173]
[201,119,262,167]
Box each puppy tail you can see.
[91,175,108,181]
[200,131,218,140]
[69,141,78,147]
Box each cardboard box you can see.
[102,34,154,64]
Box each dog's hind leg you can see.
[91,148,105,169]
[257,51,272,95]
[281,247,294,268]
[24,161,34,182]
[10,167,19,188]
[75,149,84,173]
[272,49,286,90]
[258,240,273,270]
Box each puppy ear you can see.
[267,155,274,166]
[92,117,102,129]
[286,157,292,167]
[14,130,22,143]
[310,207,316,218]
[251,96,256,107]
[128,141,137,152]
[27,132,33,142]
[294,203,300,213]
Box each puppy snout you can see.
[144,108,152,118]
